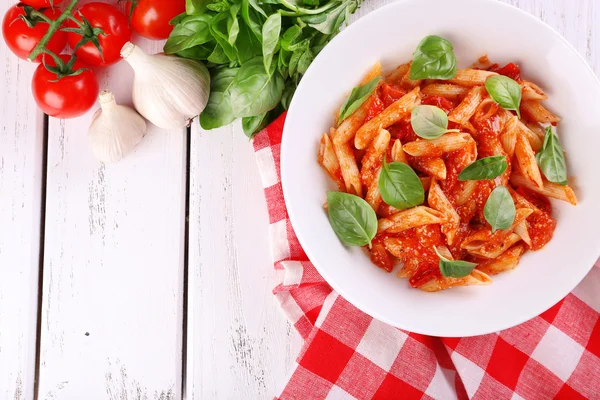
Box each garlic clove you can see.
[89,90,147,164]
[120,42,210,130]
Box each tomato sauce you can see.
[517,186,552,214]
[388,116,418,142]
[490,62,522,82]
[527,211,556,250]
[410,261,442,288]
[365,95,385,123]
[370,235,394,272]
[472,181,495,226]
[421,95,456,113]
[379,83,407,108]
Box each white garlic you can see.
[120,42,210,130]
[88,90,147,164]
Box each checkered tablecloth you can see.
[252,113,600,400]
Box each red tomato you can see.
[490,62,522,82]
[32,54,99,119]
[126,0,185,40]
[66,3,131,66]
[19,0,64,7]
[379,83,406,108]
[2,4,67,62]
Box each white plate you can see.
[281,0,600,336]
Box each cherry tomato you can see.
[66,3,131,67]
[2,4,67,62]
[32,54,99,119]
[19,0,64,7]
[126,0,185,40]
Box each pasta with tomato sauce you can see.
[319,37,576,292]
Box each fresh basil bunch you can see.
[166,0,363,138]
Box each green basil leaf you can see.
[241,0,264,42]
[327,191,377,247]
[209,11,238,61]
[236,19,261,64]
[378,157,424,210]
[242,112,271,138]
[200,67,239,130]
[229,57,284,117]
[281,26,303,51]
[410,105,458,139]
[458,156,508,181]
[176,43,214,60]
[164,14,213,55]
[409,35,457,80]
[281,82,296,110]
[485,75,522,118]
[206,0,230,12]
[484,186,516,233]
[297,47,314,75]
[226,5,240,45]
[305,1,357,35]
[288,50,302,77]
[535,126,568,185]
[338,77,380,125]
[207,43,229,64]
[262,13,281,76]
[186,0,208,14]
[434,247,477,278]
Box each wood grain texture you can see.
[0,1,45,398]
[37,29,186,400]
[186,122,303,399]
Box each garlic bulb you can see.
[120,42,210,130]
[89,90,147,163]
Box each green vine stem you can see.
[28,0,80,62]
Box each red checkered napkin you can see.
[252,113,600,400]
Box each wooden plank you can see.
[186,122,303,399]
[0,0,45,397]
[37,33,186,398]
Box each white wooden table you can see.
[0,0,597,399]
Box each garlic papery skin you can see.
[120,42,210,130]
[89,90,147,164]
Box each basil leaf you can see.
[200,67,239,130]
[535,126,568,185]
[485,75,522,118]
[434,247,477,278]
[297,47,314,75]
[410,105,458,139]
[164,14,213,55]
[281,82,296,110]
[226,6,240,45]
[484,186,516,233]
[241,0,263,41]
[242,112,270,139]
[378,157,424,210]
[281,26,303,51]
[207,0,230,12]
[175,43,214,60]
[262,14,281,76]
[338,77,381,125]
[327,191,377,247]
[236,19,261,64]
[458,156,508,181]
[410,35,457,80]
[209,11,238,61]
[305,0,357,35]
[186,0,207,14]
[229,57,284,117]
[207,43,229,64]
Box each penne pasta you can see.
[391,139,409,164]
[428,179,460,245]
[477,245,525,275]
[360,61,382,85]
[435,245,454,260]
[361,128,391,187]
[510,171,577,205]
[420,176,432,192]
[514,220,532,247]
[521,100,560,124]
[422,83,469,100]
[465,232,522,259]
[521,81,548,101]
[334,95,371,144]
[403,133,472,157]
[412,157,447,180]
[318,131,345,190]
[525,121,547,143]
[448,68,498,87]
[396,258,419,279]
[455,180,478,206]
[334,140,363,196]
[400,65,422,88]
[365,166,383,212]
[418,270,492,292]
[514,133,543,188]
[378,206,446,234]
[448,86,487,126]
[354,87,421,149]
[500,117,518,157]
[385,62,411,84]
